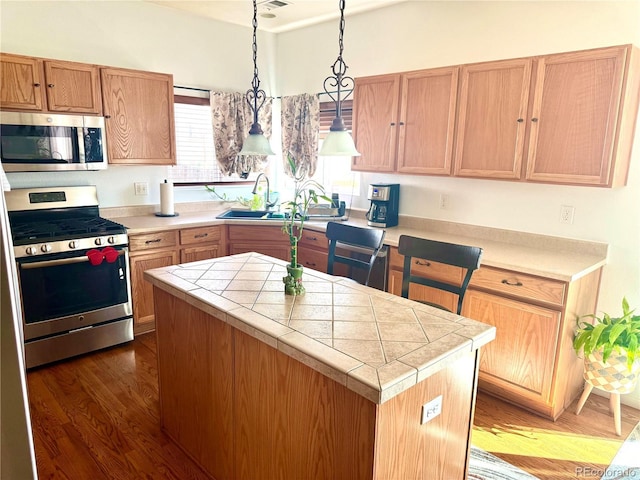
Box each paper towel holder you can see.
[157,179,179,217]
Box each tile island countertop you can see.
[144,251,496,404]
[107,201,609,283]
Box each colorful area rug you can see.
[469,445,540,480]
[601,421,640,480]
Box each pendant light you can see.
[319,0,360,157]
[238,0,274,156]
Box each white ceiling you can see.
[146,0,406,33]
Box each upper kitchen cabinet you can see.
[0,53,102,114]
[101,67,176,165]
[0,53,44,111]
[352,74,400,172]
[352,67,458,175]
[525,45,639,187]
[453,58,532,180]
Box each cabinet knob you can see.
[33,83,40,87]
[517,118,524,123]
[104,115,111,119]
[390,122,396,126]
[531,118,539,122]
[399,122,405,126]
[47,84,54,88]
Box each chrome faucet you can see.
[251,173,276,210]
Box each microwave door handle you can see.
[77,125,86,164]
[19,250,125,269]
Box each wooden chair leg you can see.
[610,393,621,436]
[575,383,593,415]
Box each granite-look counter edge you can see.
[107,201,608,282]
[143,251,496,404]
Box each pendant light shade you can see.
[320,0,360,157]
[238,0,274,157]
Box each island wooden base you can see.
[154,288,480,480]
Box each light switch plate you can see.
[421,395,443,424]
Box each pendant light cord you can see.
[247,0,266,135]
[323,0,354,132]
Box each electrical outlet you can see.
[560,205,575,224]
[439,194,449,209]
[134,182,149,196]
[421,395,443,424]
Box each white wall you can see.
[2,1,640,407]
[276,1,640,407]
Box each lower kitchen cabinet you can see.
[463,265,602,420]
[129,230,179,335]
[180,225,226,263]
[227,225,290,262]
[129,226,225,334]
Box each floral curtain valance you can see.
[281,93,320,180]
[210,91,273,177]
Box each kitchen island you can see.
[144,252,496,480]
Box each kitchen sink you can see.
[215,209,283,220]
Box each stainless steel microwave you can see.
[0,112,108,172]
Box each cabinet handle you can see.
[390,122,396,126]
[305,261,317,267]
[501,279,523,287]
[145,239,162,245]
[47,84,54,88]
[104,115,111,119]
[33,83,41,87]
[517,118,524,123]
[531,118,539,122]
[415,260,431,267]
[399,122,405,126]
[194,233,208,239]
[305,236,317,241]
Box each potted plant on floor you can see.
[281,154,330,295]
[573,297,640,392]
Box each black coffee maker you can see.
[365,184,399,228]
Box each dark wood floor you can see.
[26,333,640,480]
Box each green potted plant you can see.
[573,297,640,392]
[281,154,330,295]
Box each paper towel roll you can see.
[160,181,174,215]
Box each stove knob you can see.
[40,244,52,253]
[26,246,37,256]
[69,240,77,249]
[95,238,103,246]
[107,236,116,244]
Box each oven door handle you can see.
[19,250,126,269]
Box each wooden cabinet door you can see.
[181,245,223,263]
[397,67,458,175]
[351,74,400,172]
[525,46,628,186]
[130,249,178,334]
[454,58,532,179]
[0,53,45,111]
[101,67,176,165]
[43,60,102,114]
[463,289,560,403]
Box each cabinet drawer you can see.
[129,230,178,252]
[228,225,284,241]
[389,247,463,285]
[469,266,566,306]
[180,226,222,245]
[297,246,328,272]
[298,229,328,250]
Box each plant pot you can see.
[283,264,305,296]
[583,350,640,394]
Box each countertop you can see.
[143,251,496,404]
[106,201,609,282]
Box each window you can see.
[168,94,249,185]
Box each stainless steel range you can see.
[5,185,133,368]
